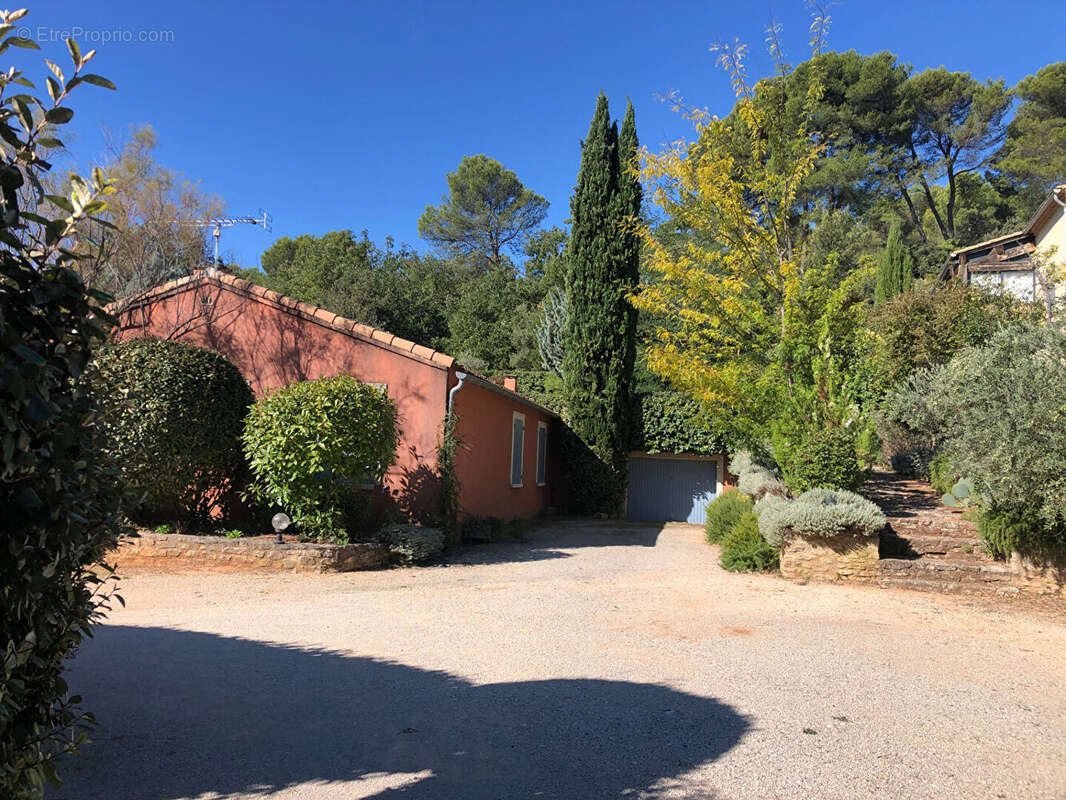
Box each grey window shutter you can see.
[511,417,524,486]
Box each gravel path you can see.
[52,521,1066,799]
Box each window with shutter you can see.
[536,421,547,486]
[510,412,525,487]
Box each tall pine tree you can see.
[562,94,641,511]
[874,222,913,303]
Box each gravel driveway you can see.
[52,520,1066,799]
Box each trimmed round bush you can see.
[782,427,866,494]
[89,337,253,521]
[719,512,779,572]
[243,375,398,542]
[759,488,886,546]
[704,489,753,543]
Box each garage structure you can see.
[626,453,726,525]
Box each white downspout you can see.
[447,371,468,416]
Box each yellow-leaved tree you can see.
[630,28,873,450]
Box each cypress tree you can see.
[562,93,641,510]
[875,222,913,303]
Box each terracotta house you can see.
[110,270,559,522]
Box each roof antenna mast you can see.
[188,209,272,273]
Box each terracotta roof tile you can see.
[371,330,395,345]
[411,344,435,361]
[313,308,337,326]
[431,351,455,367]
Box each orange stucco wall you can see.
[451,378,555,519]
[115,282,451,517]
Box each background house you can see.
[949,185,1066,300]
[111,270,559,522]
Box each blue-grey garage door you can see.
[627,456,718,524]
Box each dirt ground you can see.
[52,520,1066,800]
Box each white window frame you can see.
[536,420,548,486]
[510,411,526,488]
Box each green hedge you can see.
[243,376,398,542]
[632,392,725,455]
[88,338,253,523]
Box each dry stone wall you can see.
[113,532,390,573]
[779,533,881,583]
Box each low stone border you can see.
[779,533,881,583]
[113,531,390,573]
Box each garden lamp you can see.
[271,512,291,544]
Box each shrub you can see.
[0,20,123,796]
[976,508,1066,561]
[928,452,955,496]
[719,512,779,572]
[704,489,753,544]
[461,515,524,544]
[886,325,1066,542]
[736,469,787,501]
[753,493,788,517]
[869,279,1035,390]
[730,449,788,501]
[559,426,624,514]
[381,524,445,565]
[89,338,253,523]
[759,488,886,546]
[781,427,867,494]
[243,376,398,542]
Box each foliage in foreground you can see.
[0,13,122,797]
[719,512,779,572]
[89,338,253,524]
[243,376,398,542]
[758,488,886,548]
[704,489,753,544]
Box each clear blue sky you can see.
[29,0,1066,268]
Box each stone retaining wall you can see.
[113,532,391,573]
[1009,552,1066,596]
[780,533,881,583]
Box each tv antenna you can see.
[187,209,272,270]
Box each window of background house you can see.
[536,421,547,486]
[510,412,525,487]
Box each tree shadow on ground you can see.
[443,521,670,566]
[55,625,746,799]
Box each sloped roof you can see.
[951,185,1066,259]
[108,270,560,418]
[109,270,455,369]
